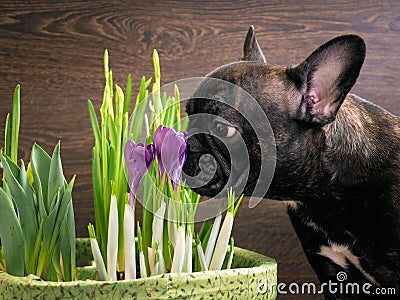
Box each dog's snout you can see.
[187,135,204,152]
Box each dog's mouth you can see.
[182,134,230,197]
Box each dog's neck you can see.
[291,94,400,241]
[323,94,400,188]
[273,93,400,216]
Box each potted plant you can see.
[0,50,277,300]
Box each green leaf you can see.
[174,84,181,131]
[48,142,66,210]
[130,76,150,142]
[4,113,11,158]
[233,194,244,218]
[115,84,124,131]
[37,188,61,276]
[31,220,44,275]
[37,175,75,277]
[19,160,36,215]
[0,188,25,277]
[11,84,20,163]
[60,201,76,281]
[1,155,37,271]
[153,49,161,85]
[88,100,101,149]
[198,219,211,242]
[108,118,118,153]
[124,74,132,115]
[1,153,20,180]
[201,224,213,252]
[104,49,109,78]
[48,175,76,255]
[51,240,62,281]
[31,143,51,210]
[92,147,105,255]
[30,157,47,220]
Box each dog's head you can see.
[183,26,365,199]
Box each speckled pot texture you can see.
[0,238,277,299]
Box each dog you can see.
[183,26,400,299]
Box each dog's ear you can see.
[288,35,365,125]
[241,25,266,63]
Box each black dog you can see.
[183,26,400,299]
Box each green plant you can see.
[88,50,140,270]
[0,86,76,281]
[88,50,244,281]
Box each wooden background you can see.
[1,1,400,299]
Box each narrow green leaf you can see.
[88,100,101,148]
[104,49,109,79]
[201,225,213,252]
[31,220,44,275]
[19,159,37,273]
[182,116,189,131]
[153,49,160,85]
[107,71,114,117]
[129,76,150,142]
[198,219,211,242]
[108,118,118,151]
[124,74,132,114]
[92,147,105,257]
[30,158,47,220]
[39,188,61,272]
[0,188,25,277]
[142,206,153,274]
[136,222,143,253]
[11,84,20,163]
[174,85,181,131]
[115,84,124,131]
[233,194,244,218]
[4,113,11,158]
[163,217,171,270]
[60,201,76,281]
[51,240,62,281]
[48,175,76,255]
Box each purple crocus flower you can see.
[124,140,155,207]
[153,125,188,189]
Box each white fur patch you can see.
[283,200,300,209]
[319,243,378,285]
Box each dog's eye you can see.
[214,122,236,138]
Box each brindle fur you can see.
[183,26,400,299]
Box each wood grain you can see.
[1,1,399,299]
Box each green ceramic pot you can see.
[0,238,277,299]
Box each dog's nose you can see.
[187,135,204,152]
[199,154,217,175]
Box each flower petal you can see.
[153,126,188,189]
[124,140,155,198]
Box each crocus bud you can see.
[124,140,155,206]
[153,125,187,189]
